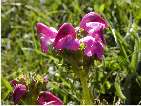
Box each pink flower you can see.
[37,91,63,105]
[11,80,27,104]
[54,23,80,51]
[80,36,104,59]
[80,12,108,44]
[79,12,109,59]
[36,23,58,53]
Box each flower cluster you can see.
[10,76,63,105]
[36,12,108,60]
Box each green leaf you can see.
[111,28,129,63]
[130,41,139,72]
[1,78,13,100]
[2,78,12,91]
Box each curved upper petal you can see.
[36,23,58,53]
[54,23,76,45]
[80,36,104,59]
[80,12,109,31]
[54,23,79,51]
[36,23,57,38]
[37,91,63,105]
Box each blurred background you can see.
[1,0,141,105]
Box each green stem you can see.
[79,69,93,105]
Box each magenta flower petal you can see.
[85,22,106,44]
[36,23,57,53]
[80,36,104,59]
[54,23,76,43]
[12,84,27,104]
[80,12,108,31]
[54,23,80,51]
[55,35,80,51]
[36,23,57,38]
[85,22,105,35]
[37,91,63,105]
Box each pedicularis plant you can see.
[36,12,109,105]
[10,12,109,105]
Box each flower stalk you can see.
[79,69,93,105]
[73,64,93,105]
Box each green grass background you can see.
[1,0,141,105]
